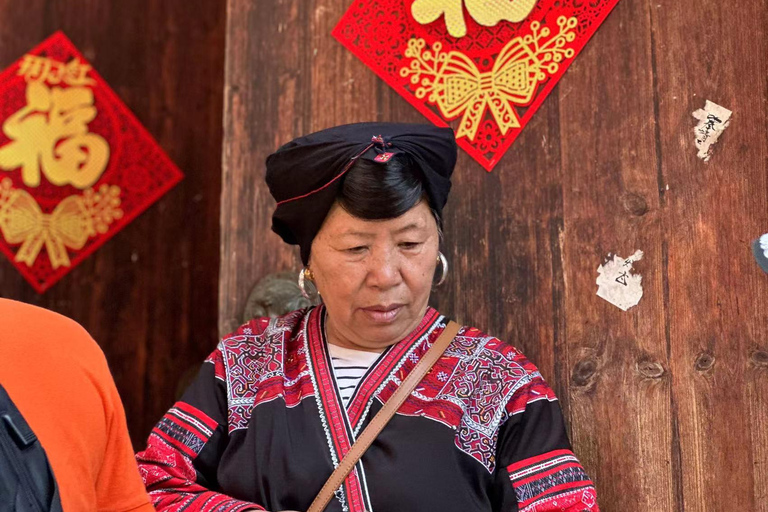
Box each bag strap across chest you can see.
[306,320,461,512]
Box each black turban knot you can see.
[265,122,457,264]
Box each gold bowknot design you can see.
[0,179,122,268]
[400,16,578,140]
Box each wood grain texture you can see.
[0,0,227,448]
[650,0,768,510]
[556,0,676,508]
[221,0,767,509]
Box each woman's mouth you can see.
[360,304,404,324]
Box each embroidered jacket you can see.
[136,306,599,512]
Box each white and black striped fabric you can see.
[327,343,382,407]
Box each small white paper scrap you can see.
[596,250,644,311]
[692,100,732,161]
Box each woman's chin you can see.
[353,311,421,346]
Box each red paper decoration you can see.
[333,0,622,171]
[0,32,183,292]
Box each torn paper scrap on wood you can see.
[596,250,644,311]
[752,234,768,273]
[692,100,732,161]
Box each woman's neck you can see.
[322,308,431,352]
[324,317,387,352]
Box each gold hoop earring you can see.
[435,252,448,287]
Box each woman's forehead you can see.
[321,201,435,238]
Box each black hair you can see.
[339,154,435,221]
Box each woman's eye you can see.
[346,246,368,254]
[399,242,422,250]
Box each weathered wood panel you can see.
[0,0,227,448]
[651,1,768,510]
[556,0,676,508]
[221,0,767,509]
[220,0,304,335]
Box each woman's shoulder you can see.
[447,323,558,412]
[450,322,545,379]
[219,307,310,347]
[207,309,311,378]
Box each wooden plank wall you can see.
[0,0,227,448]
[221,0,767,510]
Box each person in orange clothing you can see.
[0,298,155,512]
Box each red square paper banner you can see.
[0,32,183,293]
[333,0,622,171]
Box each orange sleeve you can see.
[94,355,156,512]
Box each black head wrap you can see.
[265,122,457,264]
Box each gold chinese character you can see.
[17,55,52,83]
[17,54,95,86]
[412,0,538,38]
[0,81,109,189]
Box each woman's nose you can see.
[365,250,402,290]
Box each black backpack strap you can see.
[0,383,62,512]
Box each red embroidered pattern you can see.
[377,326,556,473]
[209,308,565,506]
[137,405,264,511]
[304,306,370,512]
[345,307,442,430]
[508,449,599,511]
[153,403,217,459]
[216,310,313,433]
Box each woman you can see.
[136,123,598,512]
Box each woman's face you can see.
[309,200,440,350]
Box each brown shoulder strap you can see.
[306,320,461,512]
